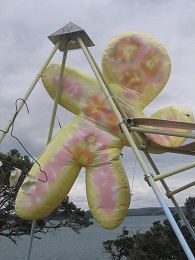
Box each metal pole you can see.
[0,40,62,144]
[129,126,195,139]
[77,36,195,259]
[168,181,195,196]
[154,161,195,181]
[26,39,68,260]
[146,145,195,156]
[26,220,36,260]
[47,39,69,143]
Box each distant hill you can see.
[85,207,185,219]
[126,207,185,216]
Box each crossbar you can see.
[167,181,195,197]
[146,145,195,156]
[154,161,195,181]
[130,126,195,139]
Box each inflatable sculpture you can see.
[15,32,194,229]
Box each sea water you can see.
[0,215,166,260]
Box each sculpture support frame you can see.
[1,23,194,259]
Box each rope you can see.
[131,157,136,196]
[0,98,48,183]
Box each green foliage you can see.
[0,149,33,185]
[103,197,195,260]
[185,196,195,228]
[103,227,134,260]
[0,149,92,244]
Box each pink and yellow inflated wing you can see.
[15,32,194,229]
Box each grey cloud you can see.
[1,0,195,210]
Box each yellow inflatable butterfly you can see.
[15,32,194,229]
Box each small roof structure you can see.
[48,22,94,51]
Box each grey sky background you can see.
[0,0,195,210]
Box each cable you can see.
[56,116,62,128]
[1,98,48,183]
[131,158,136,196]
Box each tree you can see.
[102,227,134,260]
[185,196,195,228]
[102,197,195,260]
[0,149,92,244]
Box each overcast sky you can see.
[0,0,195,211]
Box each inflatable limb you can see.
[86,155,130,229]
[15,119,82,220]
[146,106,194,147]
[16,114,130,228]
[15,31,194,229]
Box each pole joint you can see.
[118,118,130,133]
[166,191,171,198]
[144,173,154,186]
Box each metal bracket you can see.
[139,140,151,151]
[118,118,126,133]
[127,118,136,126]
[166,191,171,198]
[144,173,154,186]
[118,118,131,133]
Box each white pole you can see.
[47,39,69,143]
[77,36,195,259]
[26,220,36,260]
